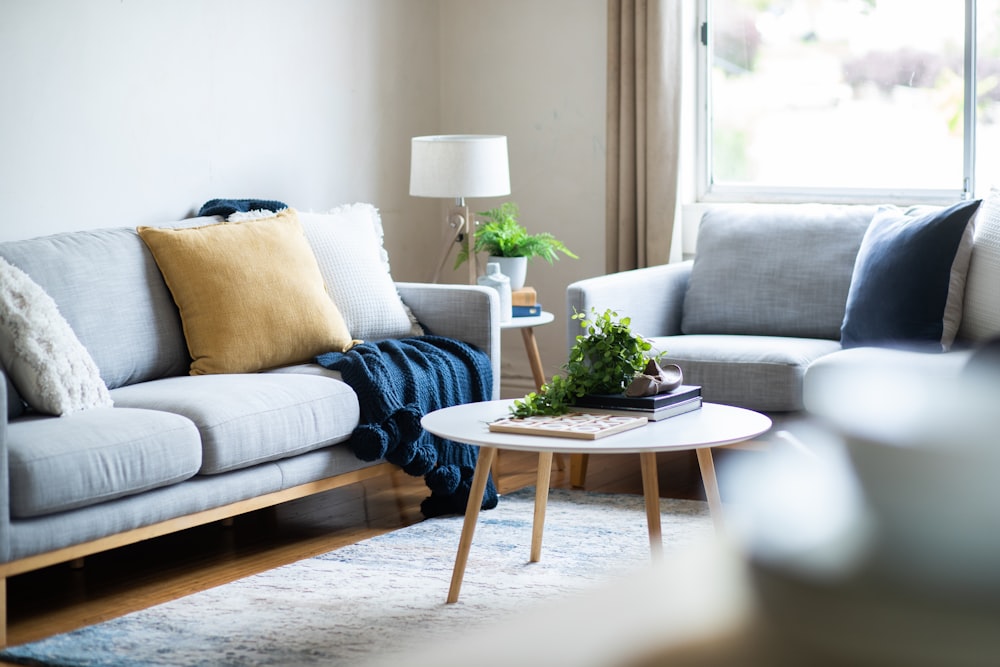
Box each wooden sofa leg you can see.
[570,453,589,488]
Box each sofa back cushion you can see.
[682,204,876,340]
[0,222,207,390]
[0,256,114,415]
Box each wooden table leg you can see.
[447,446,497,603]
[490,449,501,481]
[639,451,663,558]
[696,447,725,533]
[530,451,554,562]
[520,327,546,391]
[570,453,589,488]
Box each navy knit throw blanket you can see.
[316,336,498,518]
[198,198,288,217]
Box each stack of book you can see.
[572,385,702,421]
[512,286,541,317]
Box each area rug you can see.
[0,488,711,667]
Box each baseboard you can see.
[500,376,537,399]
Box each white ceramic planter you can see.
[487,255,527,289]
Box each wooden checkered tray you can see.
[488,412,647,440]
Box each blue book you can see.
[512,303,542,317]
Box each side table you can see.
[499,310,555,392]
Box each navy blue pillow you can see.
[841,199,981,351]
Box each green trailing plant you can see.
[510,308,664,418]
[454,202,577,269]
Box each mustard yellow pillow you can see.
[137,209,357,375]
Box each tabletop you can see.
[421,399,772,455]
[498,310,555,330]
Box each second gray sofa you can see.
[569,197,999,414]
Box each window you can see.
[699,0,1000,203]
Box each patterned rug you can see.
[0,488,711,667]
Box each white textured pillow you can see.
[0,256,113,415]
[960,188,1000,343]
[297,204,423,341]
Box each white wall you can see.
[0,0,607,392]
[0,0,446,281]
[439,0,607,393]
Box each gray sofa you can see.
[567,198,1000,485]
[0,208,500,646]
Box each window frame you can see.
[695,0,978,205]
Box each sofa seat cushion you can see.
[803,345,974,415]
[648,334,843,412]
[7,408,201,518]
[109,373,360,475]
[264,362,344,382]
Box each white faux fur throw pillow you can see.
[0,256,113,416]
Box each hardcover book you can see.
[573,384,702,411]
[512,303,542,317]
[511,286,537,306]
[573,396,702,421]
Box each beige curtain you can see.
[606,0,683,272]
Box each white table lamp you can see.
[409,135,511,283]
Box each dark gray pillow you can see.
[682,204,876,340]
[841,200,980,351]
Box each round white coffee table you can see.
[421,399,772,602]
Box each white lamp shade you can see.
[409,135,511,198]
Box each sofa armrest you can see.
[0,370,10,562]
[395,283,501,400]
[565,261,693,350]
[0,369,6,426]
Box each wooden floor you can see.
[1,448,746,657]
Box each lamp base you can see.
[429,203,477,285]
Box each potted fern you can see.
[454,202,577,288]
